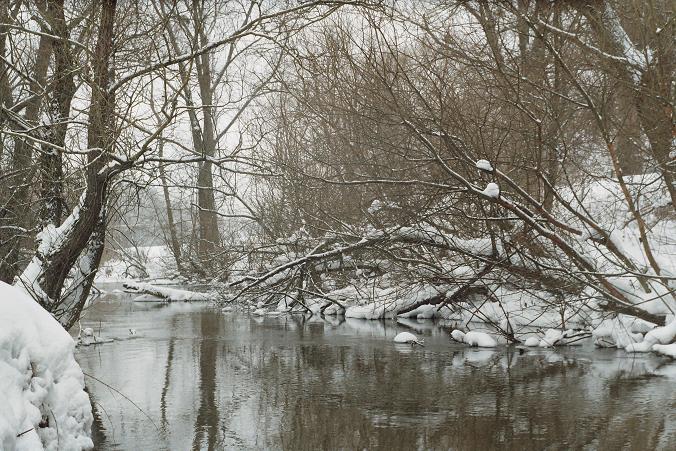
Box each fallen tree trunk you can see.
[123,281,215,302]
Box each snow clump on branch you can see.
[481,182,500,199]
[475,159,494,172]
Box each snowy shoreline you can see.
[0,282,93,450]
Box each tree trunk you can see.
[16,0,117,330]
[194,25,220,260]
[582,1,675,206]
[39,0,76,226]
[0,21,52,282]
[158,140,183,272]
[164,9,219,266]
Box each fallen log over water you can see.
[122,281,215,302]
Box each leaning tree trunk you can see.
[16,0,117,330]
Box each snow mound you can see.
[452,329,497,347]
[524,336,540,347]
[644,319,676,345]
[0,281,93,450]
[450,330,466,342]
[625,319,676,353]
[592,318,643,348]
[393,332,418,343]
[464,331,497,347]
[652,344,676,359]
[539,329,564,347]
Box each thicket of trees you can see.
[0,0,363,328]
[0,1,673,335]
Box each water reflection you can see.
[192,314,220,450]
[76,289,676,450]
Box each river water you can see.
[74,286,676,450]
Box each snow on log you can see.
[123,281,214,302]
[592,318,643,348]
[652,344,676,359]
[0,281,93,450]
[451,329,497,348]
[524,336,540,347]
[625,319,676,353]
[464,331,497,347]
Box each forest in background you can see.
[0,0,673,348]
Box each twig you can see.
[83,372,160,433]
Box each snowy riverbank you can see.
[0,282,93,450]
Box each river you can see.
[74,286,676,450]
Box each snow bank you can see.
[0,282,93,450]
[592,317,643,348]
[652,344,676,359]
[96,245,175,282]
[626,319,676,354]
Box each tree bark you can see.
[158,139,183,272]
[582,1,675,206]
[39,0,76,226]
[194,17,220,260]
[19,0,117,329]
[0,16,52,282]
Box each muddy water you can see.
[75,287,676,450]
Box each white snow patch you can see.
[592,318,643,348]
[451,330,466,342]
[475,159,494,172]
[524,336,540,347]
[123,282,214,302]
[481,182,500,199]
[0,282,93,450]
[393,332,418,343]
[626,319,676,353]
[453,330,497,348]
[645,319,676,345]
[538,329,577,347]
[367,200,383,214]
[652,343,676,359]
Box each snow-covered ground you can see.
[96,245,175,282]
[0,282,93,450]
